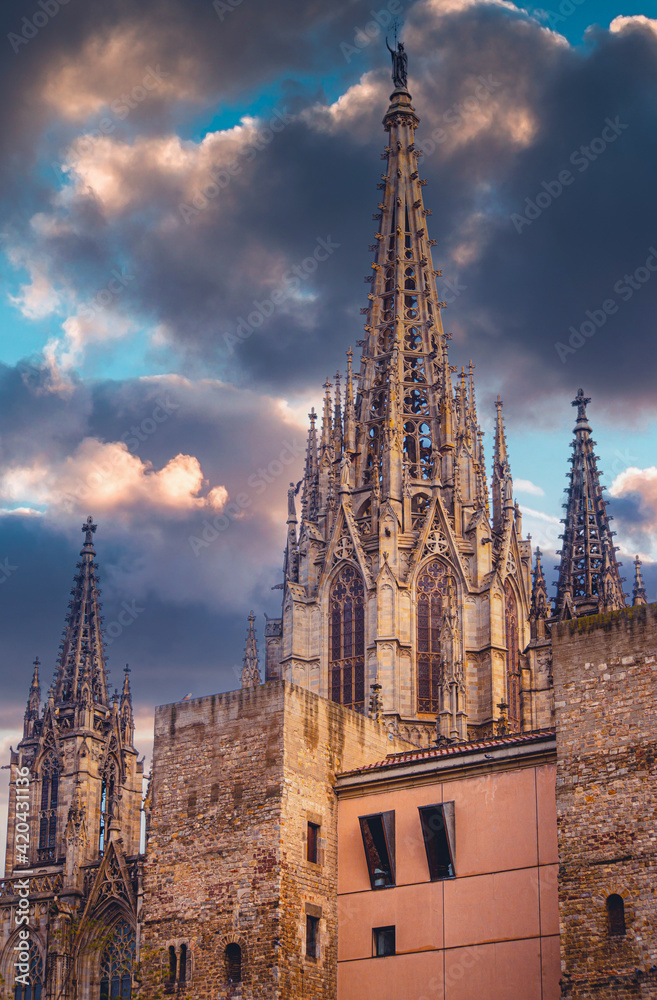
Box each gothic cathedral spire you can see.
[555,390,626,619]
[265,46,541,742]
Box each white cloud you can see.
[515,478,545,496]
[0,439,228,520]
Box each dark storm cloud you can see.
[7,0,657,419]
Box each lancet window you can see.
[417,560,447,714]
[99,919,135,1000]
[329,565,365,712]
[403,420,432,480]
[504,581,521,732]
[98,761,117,856]
[37,754,59,863]
[13,942,43,1000]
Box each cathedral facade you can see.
[2,52,655,1000]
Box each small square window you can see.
[306,915,319,959]
[307,822,320,864]
[373,926,395,957]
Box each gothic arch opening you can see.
[5,936,43,1000]
[98,759,118,856]
[99,918,135,1000]
[38,752,59,863]
[329,563,365,712]
[225,943,242,983]
[416,559,448,714]
[504,580,521,732]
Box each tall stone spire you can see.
[53,515,109,708]
[632,555,647,606]
[555,390,626,619]
[265,45,537,740]
[241,612,261,687]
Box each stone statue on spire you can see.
[386,38,408,90]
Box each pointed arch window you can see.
[13,942,43,1000]
[99,919,135,1000]
[329,564,365,712]
[38,754,59,863]
[504,581,521,732]
[98,762,117,856]
[417,560,447,714]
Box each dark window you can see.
[607,894,626,936]
[179,944,187,983]
[416,560,447,713]
[504,581,521,732]
[13,942,43,1000]
[418,803,455,879]
[164,946,176,994]
[306,915,319,959]
[98,763,117,856]
[37,755,59,862]
[307,822,320,864]
[99,919,134,1000]
[373,926,396,957]
[329,564,365,712]
[225,944,242,983]
[359,811,395,888]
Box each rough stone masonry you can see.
[552,604,657,1000]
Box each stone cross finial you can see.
[82,515,97,546]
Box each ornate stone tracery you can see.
[329,564,365,712]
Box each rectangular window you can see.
[418,802,455,880]
[373,926,396,957]
[359,811,395,888]
[306,915,319,959]
[307,822,320,864]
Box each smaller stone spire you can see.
[241,612,261,688]
[344,349,357,456]
[492,397,512,531]
[302,408,319,521]
[333,371,343,460]
[285,482,299,582]
[530,547,550,639]
[321,378,333,453]
[632,555,648,606]
[120,665,134,744]
[23,657,41,737]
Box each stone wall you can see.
[139,681,408,999]
[552,604,657,999]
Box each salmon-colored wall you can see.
[337,762,559,1000]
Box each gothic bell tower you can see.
[2,518,143,1000]
[265,54,552,743]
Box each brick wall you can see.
[138,681,408,999]
[552,605,657,1000]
